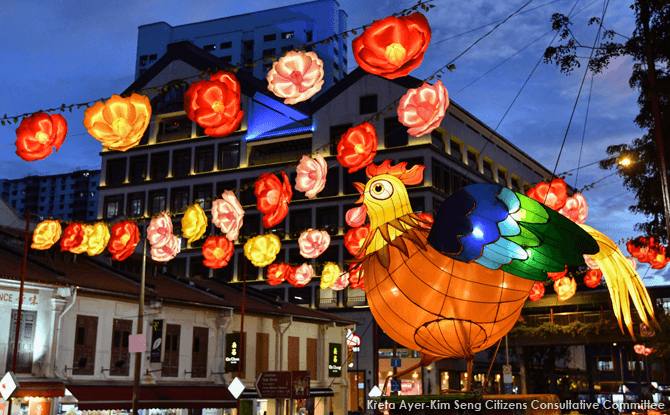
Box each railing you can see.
[521,310,645,327]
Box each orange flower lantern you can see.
[15,113,68,161]
[267,263,293,286]
[554,276,577,301]
[344,225,369,257]
[528,282,545,302]
[255,172,292,229]
[348,265,365,291]
[202,236,234,269]
[184,71,243,137]
[584,269,603,288]
[352,12,431,79]
[83,94,151,152]
[108,220,140,261]
[649,245,670,269]
[31,220,62,250]
[336,123,377,173]
[525,178,568,211]
[60,223,86,253]
[547,265,568,282]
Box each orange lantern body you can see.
[15,113,68,161]
[83,94,151,152]
[202,236,234,269]
[108,220,140,261]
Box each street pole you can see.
[391,342,398,396]
[640,0,670,244]
[237,259,247,415]
[7,211,30,415]
[132,237,147,415]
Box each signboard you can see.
[256,371,293,399]
[503,365,512,384]
[0,372,19,400]
[129,334,146,353]
[225,333,244,373]
[292,371,310,399]
[28,398,51,415]
[328,343,342,377]
[391,358,402,368]
[150,320,163,362]
[390,380,401,392]
[0,289,39,306]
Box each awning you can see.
[65,384,237,410]
[240,387,334,399]
[12,380,66,398]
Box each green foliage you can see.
[509,319,620,340]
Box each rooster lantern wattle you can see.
[349,161,604,391]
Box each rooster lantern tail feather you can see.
[427,184,599,281]
[578,224,658,339]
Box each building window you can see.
[333,76,338,83]
[162,324,180,377]
[360,95,378,114]
[219,143,240,170]
[289,289,311,308]
[281,46,292,54]
[157,116,192,143]
[204,44,216,51]
[256,332,270,378]
[240,213,261,238]
[334,62,339,70]
[264,34,276,42]
[129,155,147,183]
[149,54,157,60]
[307,338,318,380]
[106,158,127,186]
[316,207,339,233]
[150,152,169,180]
[149,191,167,215]
[498,167,507,185]
[627,360,644,371]
[511,176,522,193]
[104,196,123,219]
[194,184,212,210]
[248,138,311,167]
[263,48,275,57]
[191,327,209,378]
[290,209,312,237]
[450,139,463,161]
[195,146,214,173]
[432,160,451,195]
[172,149,191,178]
[597,357,614,371]
[320,166,339,197]
[73,315,98,375]
[306,31,313,42]
[216,180,237,197]
[221,41,232,49]
[410,196,425,213]
[6,310,36,374]
[467,149,479,170]
[139,55,148,63]
[384,117,408,148]
[286,337,301,373]
[239,178,257,207]
[221,55,232,63]
[483,159,494,179]
[263,62,273,72]
[244,40,254,51]
[281,31,294,39]
[171,187,190,213]
[330,124,352,155]
[127,193,145,218]
[110,319,131,376]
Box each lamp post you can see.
[132,237,148,415]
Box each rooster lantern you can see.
[349,160,656,392]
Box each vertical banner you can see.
[328,343,342,377]
[225,332,243,373]
[28,398,51,415]
[150,319,163,363]
[292,371,310,399]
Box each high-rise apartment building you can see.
[136,0,348,92]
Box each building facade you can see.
[136,0,348,93]
[0,170,99,222]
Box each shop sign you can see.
[328,343,342,377]
[292,371,310,399]
[225,333,244,373]
[28,398,51,415]
[150,320,163,363]
[256,371,292,399]
[0,289,38,306]
[0,371,19,400]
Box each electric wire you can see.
[575,74,595,189]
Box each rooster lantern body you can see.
[350,161,600,388]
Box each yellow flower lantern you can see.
[86,223,110,256]
[320,262,341,290]
[83,93,151,152]
[31,220,62,250]
[554,276,577,302]
[244,234,281,268]
[182,204,208,244]
[69,224,91,254]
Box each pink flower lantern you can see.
[147,213,174,247]
[266,51,325,105]
[397,80,449,137]
[212,190,245,241]
[559,193,588,224]
[295,154,327,199]
[298,229,330,259]
[289,264,314,287]
[150,235,181,262]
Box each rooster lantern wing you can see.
[350,160,599,366]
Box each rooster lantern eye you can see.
[369,180,394,200]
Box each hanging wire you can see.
[575,74,595,189]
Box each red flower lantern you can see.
[583,269,603,288]
[352,12,431,79]
[15,113,68,161]
[649,245,670,270]
[267,263,294,286]
[336,123,378,173]
[416,212,434,229]
[525,178,568,211]
[60,223,86,252]
[528,282,545,302]
[348,264,365,291]
[202,236,234,269]
[108,220,139,261]
[627,236,656,262]
[344,225,370,257]
[547,265,568,282]
[184,71,243,138]
[255,172,293,229]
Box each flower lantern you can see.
[31,220,62,250]
[60,223,86,253]
[626,236,656,262]
[583,254,599,269]
[108,220,140,261]
[547,265,568,282]
[288,263,314,287]
[151,235,181,262]
[86,223,110,256]
[299,229,330,258]
[255,172,292,229]
[267,263,293,286]
[649,245,670,269]
[398,80,449,137]
[147,213,174,247]
[83,94,151,152]
[68,224,91,254]
[554,276,577,301]
[320,263,341,290]
[352,12,431,79]
[336,123,377,173]
[528,282,545,302]
[244,234,281,267]
[184,71,243,137]
[15,113,68,161]
[344,225,370,257]
[416,212,434,229]
[583,269,603,288]
[267,51,325,105]
[202,236,234,269]
[330,272,350,291]
[348,265,365,291]
[345,205,367,228]
[559,193,588,224]
[211,191,245,241]
[295,154,327,199]
[182,204,208,244]
[525,178,568,211]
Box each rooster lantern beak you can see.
[353,182,365,204]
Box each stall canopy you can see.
[65,384,237,410]
[12,380,66,398]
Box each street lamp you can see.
[619,157,631,167]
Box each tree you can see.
[543,0,670,243]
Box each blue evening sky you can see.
[0,0,666,284]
